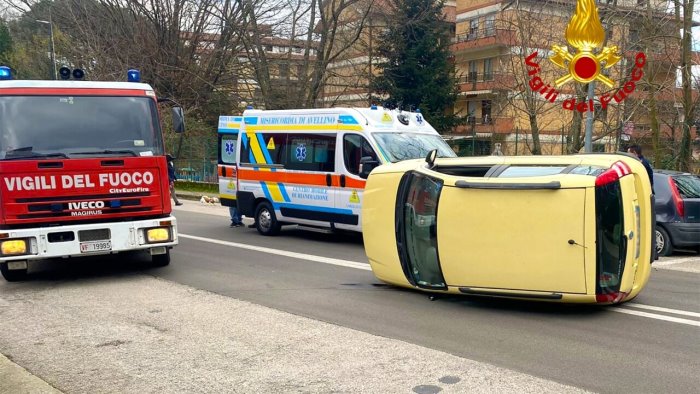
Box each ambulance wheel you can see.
[255,201,281,236]
[0,263,28,282]
[151,249,171,267]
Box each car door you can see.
[435,173,588,294]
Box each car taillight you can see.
[595,161,631,187]
[668,177,684,217]
[596,291,628,304]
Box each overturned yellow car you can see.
[362,153,654,304]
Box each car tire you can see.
[152,249,171,267]
[0,263,28,282]
[655,226,673,257]
[255,201,281,236]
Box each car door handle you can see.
[221,166,227,177]
[340,174,346,187]
[326,174,332,187]
[455,180,561,190]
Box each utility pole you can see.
[584,82,595,152]
[36,16,57,80]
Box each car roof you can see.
[374,153,644,175]
[654,170,695,176]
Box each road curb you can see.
[0,353,62,393]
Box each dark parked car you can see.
[654,170,700,256]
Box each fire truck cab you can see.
[0,66,183,281]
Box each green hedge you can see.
[174,180,218,194]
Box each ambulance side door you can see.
[217,131,239,208]
[334,133,379,231]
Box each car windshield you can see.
[373,132,456,162]
[0,96,163,160]
[674,175,700,199]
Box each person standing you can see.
[167,155,183,206]
[627,144,654,192]
[229,203,243,227]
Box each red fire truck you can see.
[0,66,183,281]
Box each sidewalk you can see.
[0,354,62,393]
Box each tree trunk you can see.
[677,0,695,171]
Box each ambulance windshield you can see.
[373,132,456,162]
[0,95,163,160]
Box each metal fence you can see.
[174,159,218,183]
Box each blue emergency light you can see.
[127,69,141,83]
[370,105,377,110]
[0,66,12,80]
[246,105,253,109]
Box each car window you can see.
[396,172,446,289]
[497,166,567,178]
[343,134,378,176]
[674,175,700,199]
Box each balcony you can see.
[457,72,514,94]
[451,28,516,53]
[454,116,515,135]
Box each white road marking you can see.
[178,233,372,271]
[653,257,700,266]
[610,308,700,327]
[625,303,700,318]
[179,233,699,327]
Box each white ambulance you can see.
[217,106,456,235]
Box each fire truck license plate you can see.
[80,241,112,253]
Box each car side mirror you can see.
[172,107,185,134]
[359,156,379,179]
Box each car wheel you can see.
[152,249,171,267]
[655,226,673,257]
[255,201,281,236]
[0,263,28,282]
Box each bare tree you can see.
[240,0,374,109]
[675,0,696,172]
[497,1,569,155]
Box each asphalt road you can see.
[1,203,698,393]
[160,209,700,393]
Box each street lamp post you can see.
[35,18,57,80]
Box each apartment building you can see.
[322,0,697,157]
[320,0,457,107]
[453,0,699,156]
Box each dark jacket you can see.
[640,155,654,192]
[168,162,177,182]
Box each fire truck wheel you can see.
[0,263,28,282]
[151,249,171,267]
[255,201,281,236]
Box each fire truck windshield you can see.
[0,95,164,160]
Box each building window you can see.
[481,100,492,124]
[468,61,478,82]
[469,19,479,40]
[483,58,493,80]
[279,63,289,79]
[628,29,641,51]
[467,101,477,124]
[485,14,495,36]
[265,45,273,52]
